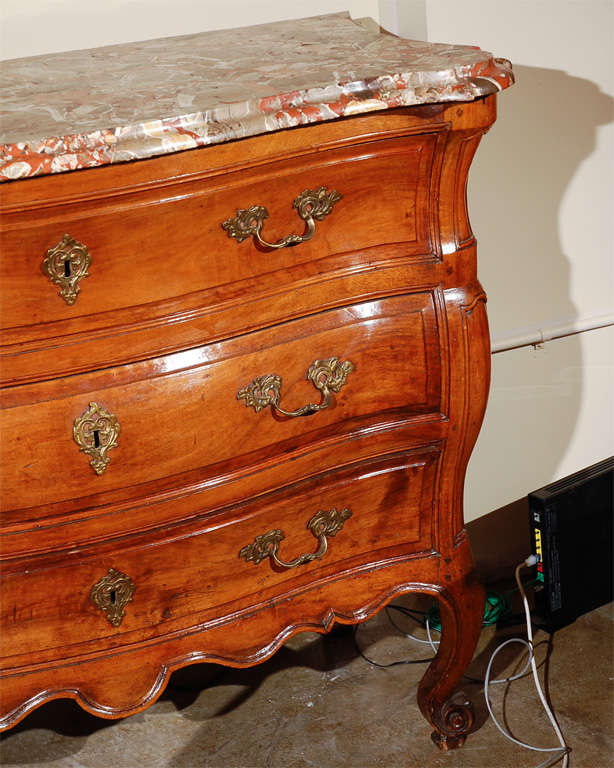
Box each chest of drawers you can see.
[0,15,513,751]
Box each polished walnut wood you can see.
[1,293,440,512]
[0,97,497,749]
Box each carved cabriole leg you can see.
[414,287,490,749]
[417,573,485,749]
[409,283,489,749]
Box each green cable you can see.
[425,590,511,633]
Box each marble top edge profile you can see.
[0,12,514,182]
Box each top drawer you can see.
[0,134,436,335]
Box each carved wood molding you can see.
[0,546,483,733]
[450,290,490,542]
[0,570,444,729]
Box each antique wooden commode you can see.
[0,14,513,749]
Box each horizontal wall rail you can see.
[491,314,614,354]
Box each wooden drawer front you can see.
[0,134,436,333]
[1,293,441,515]
[0,449,437,665]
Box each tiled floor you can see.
[1,598,612,768]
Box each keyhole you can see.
[64,260,71,277]
[93,430,100,448]
[109,589,117,605]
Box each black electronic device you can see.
[529,456,613,633]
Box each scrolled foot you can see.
[431,694,474,751]
[416,575,484,750]
[431,731,466,750]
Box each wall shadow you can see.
[465,65,614,522]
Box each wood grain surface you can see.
[0,96,497,747]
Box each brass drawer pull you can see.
[237,356,354,418]
[90,568,135,627]
[73,402,120,475]
[239,507,352,569]
[222,186,342,250]
[42,234,91,305]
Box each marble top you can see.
[0,13,513,182]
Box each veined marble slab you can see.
[0,12,513,181]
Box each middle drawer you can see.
[1,292,441,517]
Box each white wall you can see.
[470,326,613,518]
[0,1,379,59]
[2,0,612,521]
[407,0,614,520]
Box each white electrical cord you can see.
[392,558,570,766]
[425,617,440,654]
[386,608,441,652]
[411,617,534,685]
[484,555,570,768]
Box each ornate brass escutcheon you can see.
[73,402,120,475]
[239,507,352,569]
[237,356,354,418]
[222,186,342,249]
[90,568,136,627]
[42,234,91,305]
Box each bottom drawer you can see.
[1,447,438,667]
